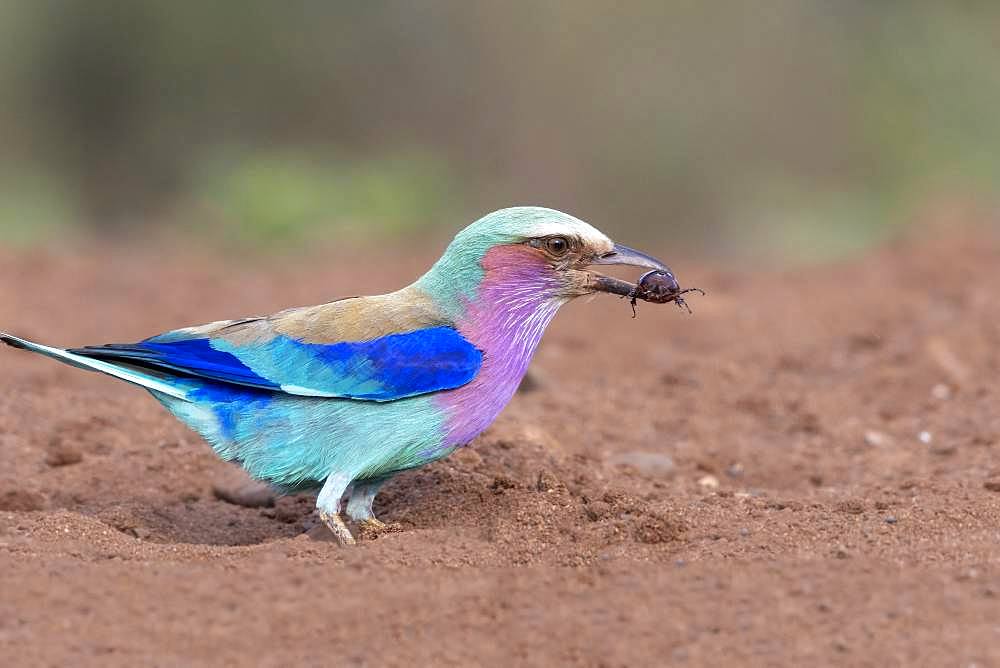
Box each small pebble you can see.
[918,431,933,445]
[213,480,276,508]
[931,383,952,400]
[45,445,83,467]
[864,430,887,447]
[726,463,745,478]
[123,526,151,540]
[697,474,719,490]
[536,469,566,493]
[884,516,897,525]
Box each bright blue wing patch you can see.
[72,326,482,402]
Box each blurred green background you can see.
[0,1,997,260]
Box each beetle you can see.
[628,270,704,317]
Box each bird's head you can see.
[418,206,679,316]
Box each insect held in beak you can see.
[628,270,705,318]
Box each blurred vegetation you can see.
[0,1,997,259]
[193,150,457,247]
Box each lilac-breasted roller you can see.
[1,207,684,545]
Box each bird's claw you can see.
[319,509,356,546]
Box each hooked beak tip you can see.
[583,243,681,299]
[591,243,673,274]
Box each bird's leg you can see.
[346,479,400,539]
[316,472,355,546]
[345,480,382,523]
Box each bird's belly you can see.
[152,382,450,489]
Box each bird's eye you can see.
[545,236,570,256]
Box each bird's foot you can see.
[356,518,403,541]
[318,510,356,546]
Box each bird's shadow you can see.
[84,495,314,547]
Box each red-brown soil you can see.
[1,230,999,666]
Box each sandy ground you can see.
[1,229,999,667]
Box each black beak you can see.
[587,243,679,297]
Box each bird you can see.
[1,206,684,545]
